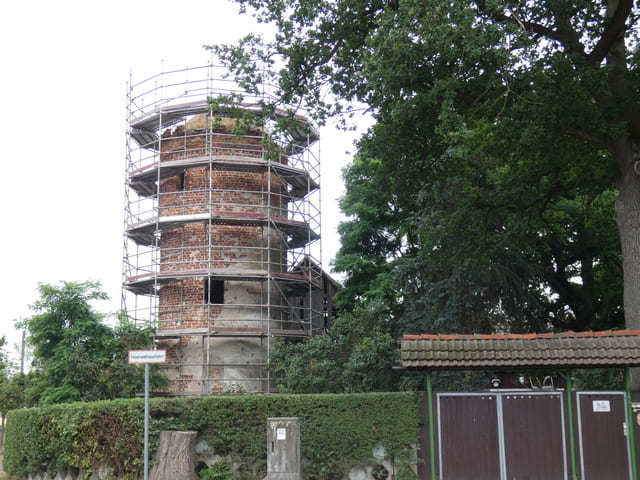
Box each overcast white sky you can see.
[0,0,363,353]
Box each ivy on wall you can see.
[4,393,421,480]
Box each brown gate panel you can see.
[578,392,630,480]
[438,394,500,480]
[502,393,567,480]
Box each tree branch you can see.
[483,8,587,58]
[587,0,633,66]
[567,128,610,149]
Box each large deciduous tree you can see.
[18,281,165,404]
[215,0,638,333]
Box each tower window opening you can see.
[205,278,225,304]
[178,171,186,190]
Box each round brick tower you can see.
[123,65,322,394]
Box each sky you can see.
[0,0,364,355]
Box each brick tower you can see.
[123,64,326,394]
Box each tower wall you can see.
[123,64,322,394]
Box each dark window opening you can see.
[177,171,186,190]
[205,278,224,304]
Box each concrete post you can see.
[267,417,301,480]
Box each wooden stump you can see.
[149,431,198,480]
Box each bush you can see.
[5,393,421,480]
[198,461,233,480]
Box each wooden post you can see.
[149,431,198,480]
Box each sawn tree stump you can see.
[149,430,198,480]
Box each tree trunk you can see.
[614,139,640,388]
[149,431,198,480]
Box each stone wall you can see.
[14,440,403,480]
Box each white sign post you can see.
[129,350,167,364]
[129,350,166,480]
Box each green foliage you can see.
[16,281,167,405]
[4,399,144,479]
[572,368,626,391]
[371,464,389,480]
[206,92,314,161]
[198,461,233,480]
[0,336,10,377]
[214,0,640,337]
[0,335,24,415]
[268,303,398,393]
[0,372,39,413]
[5,393,421,480]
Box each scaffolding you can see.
[123,63,323,394]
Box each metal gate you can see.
[437,392,567,480]
[577,391,631,479]
[434,391,634,480]
[437,393,501,479]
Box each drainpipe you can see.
[563,372,578,480]
[626,367,638,480]
[427,372,436,480]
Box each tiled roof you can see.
[401,330,640,370]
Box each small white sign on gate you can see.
[592,400,611,412]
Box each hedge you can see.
[4,392,421,479]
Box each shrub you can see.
[5,393,421,479]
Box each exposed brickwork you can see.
[160,123,275,162]
[159,224,277,271]
[159,168,287,218]
[154,116,291,393]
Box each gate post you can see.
[626,367,638,480]
[563,372,579,480]
[426,372,436,480]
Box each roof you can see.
[290,255,342,291]
[400,330,640,370]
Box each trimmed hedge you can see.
[5,392,421,479]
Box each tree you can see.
[0,372,40,412]
[268,303,397,393]
[0,336,10,378]
[0,336,19,415]
[214,0,637,331]
[18,281,166,404]
[335,148,623,335]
